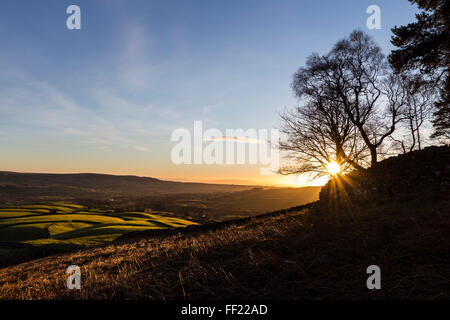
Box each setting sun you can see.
[325,161,341,176]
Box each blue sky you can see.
[0,0,419,185]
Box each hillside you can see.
[163,186,321,222]
[0,146,448,299]
[319,145,449,209]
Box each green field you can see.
[0,202,197,249]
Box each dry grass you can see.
[0,198,448,300]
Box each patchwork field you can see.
[0,187,320,267]
[0,202,197,251]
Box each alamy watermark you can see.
[366,265,381,290]
[66,5,81,30]
[366,5,381,30]
[65,4,379,31]
[170,121,280,175]
[66,265,81,290]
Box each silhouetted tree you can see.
[390,0,450,139]
[403,76,436,151]
[293,31,407,166]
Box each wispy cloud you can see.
[0,67,162,152]
[134,145,152,152]
[203,136,266,144]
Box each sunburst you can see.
[325,161,341,177]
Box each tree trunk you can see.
[370,147,377,166]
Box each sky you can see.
[0,0,419,186]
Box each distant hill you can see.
[0,171,255,203]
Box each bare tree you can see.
[388,75,436,153]
[293,31,408,166]
[403,76,435,151]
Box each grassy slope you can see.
[0,197,448,299]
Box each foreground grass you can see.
[0,199,448,299]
